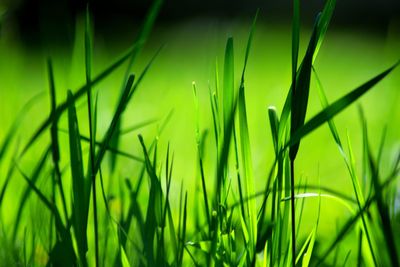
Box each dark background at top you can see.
[5,0,400,48]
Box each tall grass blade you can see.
[236,11,258,262]
[67,90,89,266]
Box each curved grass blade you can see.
[0,92,43,161]
[286,61,399,150]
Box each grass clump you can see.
[0,0,399,266]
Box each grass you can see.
[0,0,399,266]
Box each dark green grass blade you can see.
[286,61,399,150]
[289,14,321,160]
[268,107,279,155]
[47,59,69,223]
[67,90,89,265]
[19,44,142,157]
[84,9,100,266]
[291,0,300,103]
[178,192,188,266]
[138,134,163,266]
[223,37,234,131]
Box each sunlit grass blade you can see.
[313,67,378,266]
[236,11,259,262]
[286,61,399,150]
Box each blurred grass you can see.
[0,16,400,265]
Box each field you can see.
[0,0,400,266]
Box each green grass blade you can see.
[286,61,399,150]
[138,134,164,266]
[236,11,259,261]
[223,37,234,132]
[47,58,69,224]
[0,93,43,161]
[289,14,321,160]
[314,0,336,62]
[291,0,300,101]
[67,90,89,266]
[268,106,280,155]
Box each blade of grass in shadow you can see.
[84,8,100,266]
[47,59,69,224]
[67,90,89,266]
[138,134,164,266]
